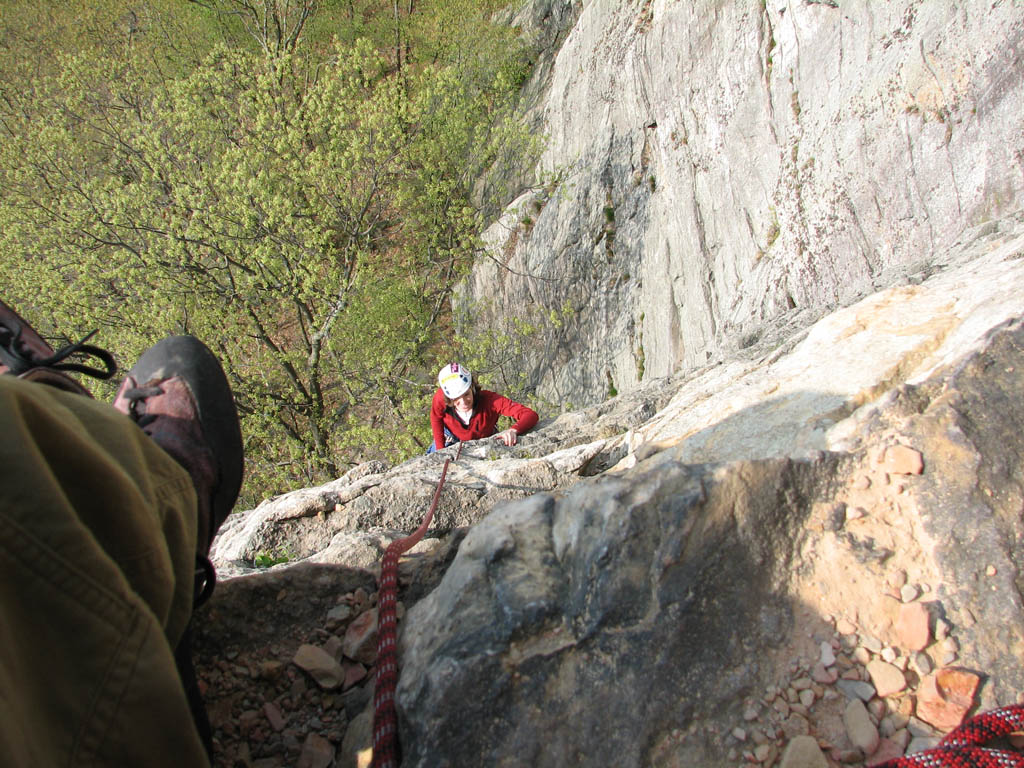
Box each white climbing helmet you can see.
[438,363,472,399]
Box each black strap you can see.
[173,624,214,758]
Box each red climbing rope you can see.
[371,443,461,768]
[873,704,1024,767]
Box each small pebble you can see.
[915,651,933,675]
[846,506,866,521]
[844,699,881,754]
[836,679,877,702]
[779,735,828,768]
[867,697,888,721]
[908,718,940,738]
[867,659,907,698]
[907,736,940,754]
[870,737,909,764]
[889,712,911,730]
[883,444,924,475]
[880,716,897,738]
[754,743,776,763]
[812,663,838,684]
[820,642,836,668]
[861,635,883,653]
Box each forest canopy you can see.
[0,0,533,506]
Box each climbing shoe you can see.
[113,336,243,571]
[113,335,243,760]
[0,298,116,396]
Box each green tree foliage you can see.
[0,1,530,506]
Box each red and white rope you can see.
[372,444,460,768]
[873,704,1024,767]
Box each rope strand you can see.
[372,443,461,768]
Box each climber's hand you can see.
[495,429,518,447]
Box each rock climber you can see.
[0,298,243,767]
[428,362,538,453]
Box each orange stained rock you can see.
[916,668,981,730]
[882,444,924,475]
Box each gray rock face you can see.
[397,458,831,765]
[462,0,1024,409]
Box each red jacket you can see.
[431,389,539,450]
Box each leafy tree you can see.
[184,0,319,57]
[0,2,531,506]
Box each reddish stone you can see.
[296,732,335,768]
[866,738,906,765]
[883,445,924,475]
[292,644,344,689]
[238,709,261,736]
[916,669,980,730]
[342,608,379,665]
[812,662,838,684]
[895,602,931,651]
[263,701,286,732]
[867,659,907,697]
[342,660,368,690]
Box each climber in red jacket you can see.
[429,362,538,452]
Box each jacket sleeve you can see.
[430,389,448,449]
[491,393,539,435]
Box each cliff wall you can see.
[462,0,1024,408]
